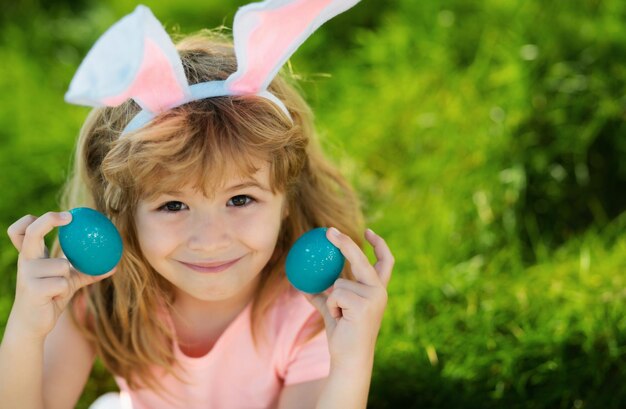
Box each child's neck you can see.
[170,276,260,358]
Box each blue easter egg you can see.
[59,207,123,276]
[286,227,345,294]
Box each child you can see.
[0,2,394,408]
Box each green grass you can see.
[1,0,626,407]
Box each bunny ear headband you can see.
[65,0,360,135]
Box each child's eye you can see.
[228,195,256,207]
[158,201,188,212]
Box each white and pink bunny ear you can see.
[65,5,190,113]
[225,0,361,95]
[65,1,361,134]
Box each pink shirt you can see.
[114,289,330,409]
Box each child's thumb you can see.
[73,266,117,290]
[303,292,336,331]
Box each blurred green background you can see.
[2,0,626,407]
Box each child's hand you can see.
[305,227,394,369]
[6,212,115,341]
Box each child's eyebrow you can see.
[153,181,270,198]
[223,180,270,193]
[158,190,182,196]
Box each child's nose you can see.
[186,213,232,253]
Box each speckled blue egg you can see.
[286,228,345,294]
[59,207,123,276]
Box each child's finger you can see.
[365,228,394,287]
[70,266,116,291]
[326,287,366,321]
[33,276,72,300]
[304,292,327,316]
[326,227,380,287]
[304,292,336,331]
[333,278,378,299]
[7,214,38,252]
[334,278,388,322]
[19,212,72,260]
[22,258,72,279]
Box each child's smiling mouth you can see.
[177,256,244,273]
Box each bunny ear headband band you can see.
[64,0,361,135]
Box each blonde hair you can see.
[51,31,364,391]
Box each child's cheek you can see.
[230,205,283,253]
[134,211,182,258]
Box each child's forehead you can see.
[141,160,272,199]
[211,160,272,189]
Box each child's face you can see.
[134,160,287,303]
